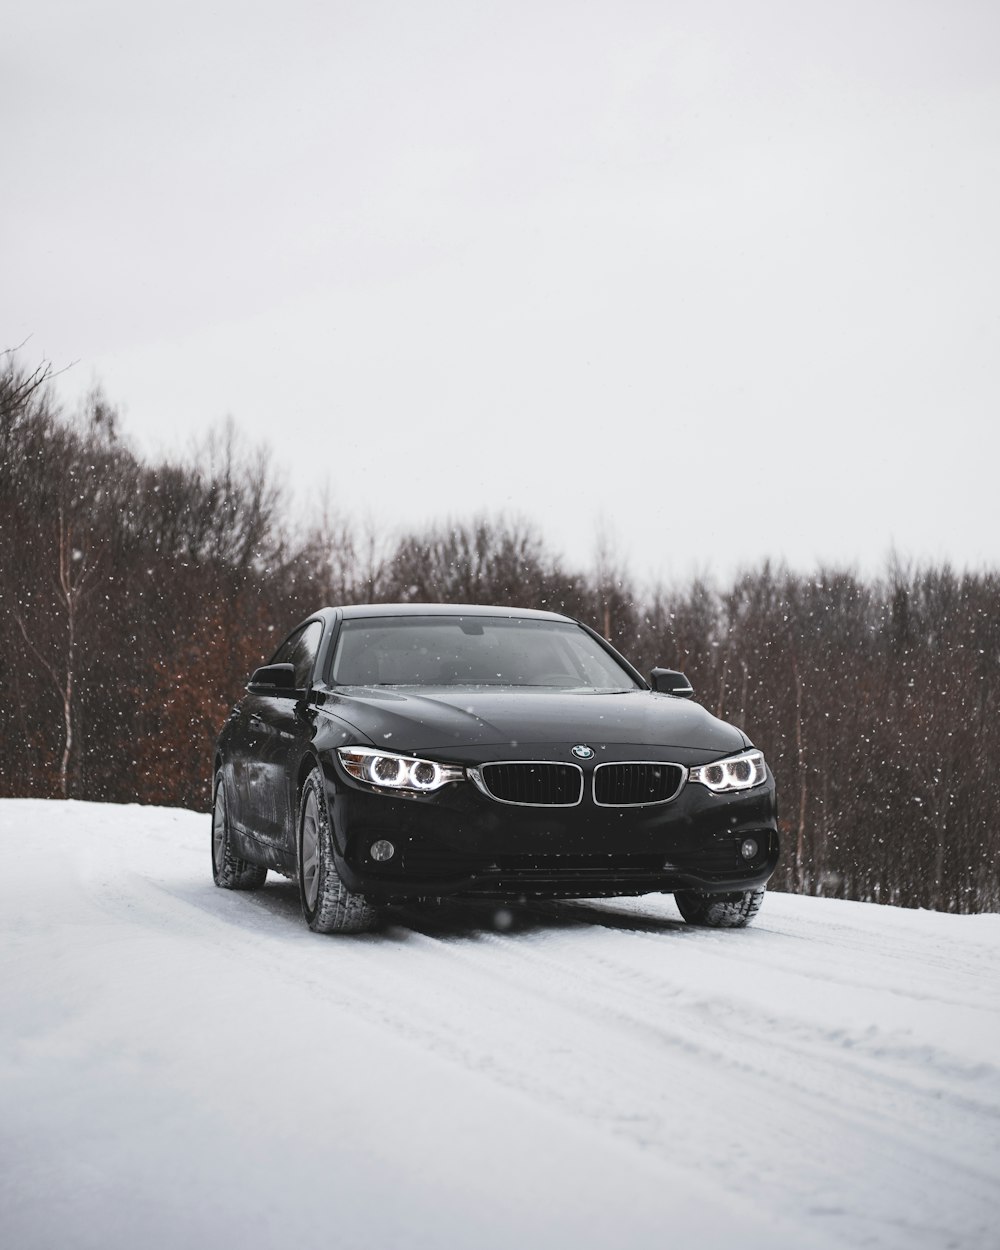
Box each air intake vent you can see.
[593,762,684,806]
[476,762,583,806]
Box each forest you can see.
[2,350,997,912]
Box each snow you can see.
[1,799,998,1250]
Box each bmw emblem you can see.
[572,744,595,760]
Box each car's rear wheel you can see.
[212,773,268,890]
[298,767,378,934]
[674,886,765,928]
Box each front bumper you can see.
[322,758,779,902]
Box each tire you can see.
[298,767,378,934]
[674,886,765,928]
[212,773,268,890]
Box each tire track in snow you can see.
[352,900,1000,1250]
[64,816,1000,1250]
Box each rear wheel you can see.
[298,767,378,934]
[674,887,765,928]
[212,773,267,890]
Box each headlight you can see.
[337,746,465,793]
[688,749,766,793]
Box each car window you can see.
[330,617,638,690]
[271,621,323,688]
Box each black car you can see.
[212,604,778,933]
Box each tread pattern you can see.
[299,768,378,934]
[212,776,268,891]
[674,887,765,928]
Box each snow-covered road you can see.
[1,799,997,1250]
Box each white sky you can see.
[5,0,1000,585]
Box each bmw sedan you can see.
[212,604,779,933]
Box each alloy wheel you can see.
[300,790,321,910]
[213,786,227,874]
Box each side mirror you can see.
[650,667,694,698]
[247,662,297,695]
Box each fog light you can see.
[740,837,759,860]
[370,839,395,862]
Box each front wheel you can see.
[674,887,765,928]
[298,768,378,934]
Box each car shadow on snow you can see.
[376,896,690,941]
[191,876,690,941]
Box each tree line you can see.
[2,351,997,912]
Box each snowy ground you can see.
[0,800,997,1250]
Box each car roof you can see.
[334,602,574,623]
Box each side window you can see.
[271,621,323,688]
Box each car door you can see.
[240,620,324,853]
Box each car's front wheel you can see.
[212,773,268,890]
[298,767,378,934]
[674,887,765,928]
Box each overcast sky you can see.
[5,0,999,586]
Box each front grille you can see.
[490,853,665,876]
[476,762,583,806]
[593,762,685,806]
[387,831,771,887]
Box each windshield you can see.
[330,616,639,691]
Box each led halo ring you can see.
[688,749,767,794]
[337,746,464,794]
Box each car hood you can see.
[320,686,747,758]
